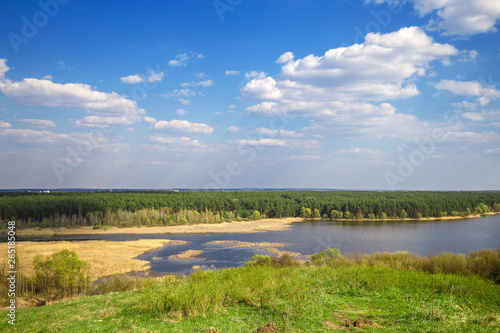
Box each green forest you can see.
[1,190,500,229]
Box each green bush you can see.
[33,249,90,298]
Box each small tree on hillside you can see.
[33,249,89,298]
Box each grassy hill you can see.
[2,265,499,332]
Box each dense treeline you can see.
[1,191,499,228]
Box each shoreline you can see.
[15,217,303,237]
[11,212,499,238]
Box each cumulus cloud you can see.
[334,148,383,155]
[0,59,9,81]
[0,60,144,127]
[181,80,213,87]
[19,119,56,127]
[176,108,188,115]
[369,0,500,36]
[162,89,195,98]
[225,70,240,75]
[148,135,203,147]
[235,138,287,147]
[121,74,144,84]
[242,27,458,140]
[147,118,213,135]
[255,127,278,136]
[462,110,500,122]
[226,126,241,133]
[0,120,12,128]
[147,70,164,83]
[434,80,500,100]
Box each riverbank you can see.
[15,217,304,237]
[0,239,187,279]
[13,212,499,238]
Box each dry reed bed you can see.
[168,250,204,260]
[0,239,187,279]
[16,217,303,237]
[204,240,302,258]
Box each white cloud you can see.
[242,27,459,140]
[42,75,53,80]
[226,126,241,133]
[121,74,144,84]
[369,0,500,36]
[148,119,213,135]
[147,70,164,83]
[162,89,195,98]
[245,71,267,80]
[434,80,500,100]
[443,130,499,143]
[181,80,213,87]
[279,129,304,138]
[19,119,56,127]
[144,116,157,124]
[75,115,137,127]
[0,60,144,127]
[225,70,240,75]
[169,53,189,66]
[242,77,282,100]
[168,52,203,67]
[176,108,188,115]
[282,154,320,161]
[334,148,383,155]
[148,135,203,147]
[0,59,9,81]
[0,128,99,144]
[235,138,287,147]
[462,110,500,122]
[255,127,278,136]
[178,98,191,105]
[0,120,12,128]
[485,148,500,154]
[276,52,294,64]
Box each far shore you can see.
[12,212,499,238]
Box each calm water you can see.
[20,215,500,275]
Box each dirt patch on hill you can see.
[254,323,280,332]
[345,318,382,328]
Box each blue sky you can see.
[0,0,499,190]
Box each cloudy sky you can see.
[0,0,499,190]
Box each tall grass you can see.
[309,248,500,283]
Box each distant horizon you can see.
[1,1,499,190]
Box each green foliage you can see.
[245,254,299,268]
[310,248,343,267]
[300,207,311,219]
[33,249,90,297]
[2,191,500,228]
[367,213,376,219]
[400,210,408,219]
[330,209,343,219]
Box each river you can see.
[19,214,500,275]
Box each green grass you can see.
[2,265,500,332]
